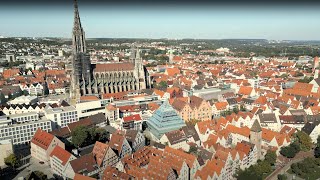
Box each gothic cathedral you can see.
[70,0,149,104]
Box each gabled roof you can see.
[259,113,277,123]
[92,141,109,167]
[50,145,72,166]
[103,166,131,180]
[123,114,142,122]
[74,174,96,180]
[31,128,55,150]
[70,153,98,174]
[302,122,320,135]
[109,132,126,154]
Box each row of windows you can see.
[12,115,38,122]
[60,111,77,117]
[1,122,50,133]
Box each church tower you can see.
[250,119,262,160]
[134,48,147,90]
[70,0,91,105]
[169,49,174,64]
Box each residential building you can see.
[50,145,76,178]
[31,128,65,164]
[125,130,145,152]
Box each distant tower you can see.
[169,49,174,64]
[70,0,91,105]
[134,48,147,90]
[129,45,136,64]
[250,119,262,160]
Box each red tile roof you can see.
[95,63,134,72]
[92,141,109,167]
[31,128,54,150]
[74,174,96,180]
[123,114,142,122]
[50,145,71,166]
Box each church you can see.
[70,0,149,104]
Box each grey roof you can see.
[302,122,319,135]
[181,126,200,142]
[197,147,213,162]
[251,119,262,132]
[165,129,187,145]
[102,125,117,134]
[242,98,254,104]
[89,113,107,125]
[226,98,237,105]
[313,78,320,86]
[289,110,306,116]
[125,129,138,143]
[259,113,277,123]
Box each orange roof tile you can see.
[31,128,55,150]
[50,145,71,166]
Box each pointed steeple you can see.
[251,119,262,132]
[72,0,86,53]
[73,0,81,28]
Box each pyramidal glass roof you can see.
[147,100,186,139]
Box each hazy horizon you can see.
[1,0,320,40]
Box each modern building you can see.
[0,113,52,147]
[121,114,143,131]
[147,101,186,140]
[44,106,79,129]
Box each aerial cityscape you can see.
[1,0,320,180]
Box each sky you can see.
[0,0,319,40]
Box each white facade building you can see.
[45,106,78,129]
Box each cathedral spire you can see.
[73,0,82,31]
[72,0,86,53]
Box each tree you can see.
[235,166,260,180]
[280,73,288,79]
[240,105,246,112]
[233,106,239,114]
[4,154,19,168]
[253,160,272,176]
[314,135,320,158]
[27,171,47,180]
[71,125,90,147]
[316,135,320,147]
[93,128,109,142]
[157,81,168,89]
[293,71,304,77]
[294,131,313,151]
[188,145,197,154]
[314,147,320,158]
[280,142,300,158]
[277,174,287,180]
[264,150,277,166]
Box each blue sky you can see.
[0,5,319,40]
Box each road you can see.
[265,150,313,180]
